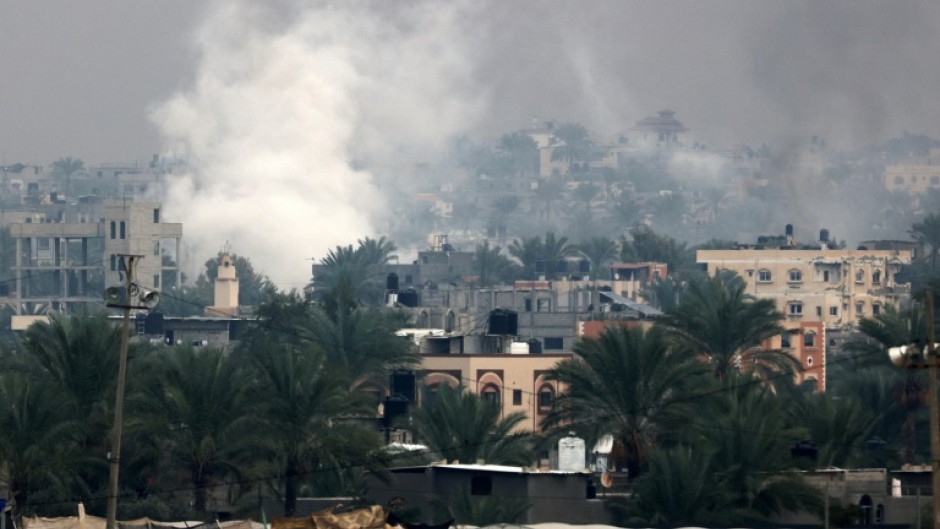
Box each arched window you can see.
[538,385,555,411]
[445,311,455,333]
[417,311,429,328]
[110,254,116,271]
[804,332,816,347]
[758,269,772,282]
[872,270,881,284]
[110,221,116,239]
[788,269,803,282]
[481,384,500,406]
[856,269,865,283]
[119,221,126,239]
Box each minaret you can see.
[206,253,239,317]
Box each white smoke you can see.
[150,1,485,289]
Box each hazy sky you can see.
[3,1,939,165]
[2,1,939,286]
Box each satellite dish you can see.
[600,472,613,489]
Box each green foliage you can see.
[545,325,710,478]
[407,384,534,466]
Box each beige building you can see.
[420,350,570,433]
[9,200,182,314]
[884,164,940,194]
[697,248,912,328]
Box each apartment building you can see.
[697,243,913,392]
[8,200,182,314]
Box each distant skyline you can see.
[3,1,939,165]
[3,1,940,288]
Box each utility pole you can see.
[105,255,136,529]
[104,255,160,529]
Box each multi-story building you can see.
[697,236,913,392]
[8,200,182,314]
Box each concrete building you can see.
[697,237,913,392]
[8,200,182,314]
[696,246,912,328]
[365,464,610,525]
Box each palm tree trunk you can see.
[284,459,300,517]
[193,469,209,515]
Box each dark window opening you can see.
[153,208,160,223]
[544,337,564,350]
[513,389,522,405]
[119,221,126,239]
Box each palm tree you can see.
[541,232,577,279]
[11,310,126,450]
[298,304,418,387]
[51,157,84,196]
[491,195,520,241]
[834,305,928,464]
[660,271,801,385]
[534,179,564,222]
[408,384,533,466]
[241,343,382,516]
[572,182,600,219]
[129,346,260,516]
[702,384,821,522]
[544,325,710,479]
[576,236,619,279]
[0,374,81,520]
[472,241,515,286]
[911,212,940,271]
[508,235,543,279]
[498,132,538,176]
[788,393,878,468]
[550,123,592,174]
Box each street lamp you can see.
[103,255,160,529]
[887,290,940,529]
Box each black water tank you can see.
[144,312,165,335]
[527,338,542,354]
[391,370,416,401]
[785,224,794,237]
[820,229,829,243]
[387,273,399,292]
[398,289,418,307]
[579,259,590,274]
[382,396,409,427]
[488,309,519,335]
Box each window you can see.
[538,386,555,408]
[524,299,532,312]
[895,176,904,185]
[110,221,116,239]
[513,389,522,406]
[807,355,814,366]
[830,306,838,316]
[758,269,772,282]
[856,302,864,314]
[872,270,881,284]
[822,270,830,282]
[544,337,564,350]
[153,274,160,288]
[781,334,791,348]
[153,242,160,256]
[788,269,803,282]
[816,306,822,317]
[110,254,116,271]
[855,269,864,283]
[788,302,803,316]
[872,304,881,315]
[119,221,126,239]
[804,333,816,347]
[537,299,551,312]
[481,384,500,405]
[153,208,160,223]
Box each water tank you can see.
[557,432,586,472]
[527,338,543,354]
[578,259,590,274]
[785,224,794,237]
[819,229,829,243]
[488,309,518,335]
[386,273,399,292]
[397,290,418,307]
[510,341,529,355]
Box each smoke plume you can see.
[151,1,484,288]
